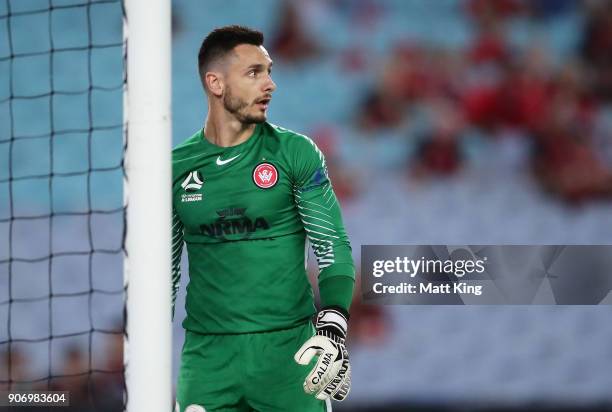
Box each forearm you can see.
[319,276,354,314]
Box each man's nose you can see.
[264,75,276,93]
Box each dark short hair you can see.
[198,25,264,77]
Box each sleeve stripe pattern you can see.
[171,210,184,314]
[297,211,335,226]
[297,204,333,218]
[293,136,338,270]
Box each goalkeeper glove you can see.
[294,307,351,401]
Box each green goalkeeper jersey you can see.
[172,122,354,334]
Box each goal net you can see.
[1,1,172,410]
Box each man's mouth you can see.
[256,96,272,110]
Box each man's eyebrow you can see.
[246,62,274,71]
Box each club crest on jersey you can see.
[181,170,204,202]
[252,162,278,189]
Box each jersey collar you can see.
[199,122,263,153]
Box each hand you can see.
[294,307,351,401]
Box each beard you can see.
[223,85,266,124]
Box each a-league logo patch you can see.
[181,170,204,202]
[181,170,203,191]
[253,162,278,189]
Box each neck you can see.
[203,104,258,148]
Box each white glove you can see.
[294,307,351,401]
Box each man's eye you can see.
[248,70,256,77]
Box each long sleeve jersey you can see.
[172,122,354,334]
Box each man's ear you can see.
[205,71,224,97]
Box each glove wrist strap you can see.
[315,307,348,341]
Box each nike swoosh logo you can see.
[216,154,240,166]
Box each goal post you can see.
[124,0,173,411]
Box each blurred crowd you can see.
[269,0,612,351]
[0,330,124,411]
[269,0,612,205]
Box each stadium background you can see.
[2,0,612,411]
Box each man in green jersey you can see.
[172,25,355,412]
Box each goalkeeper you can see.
[172,25,355,412]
